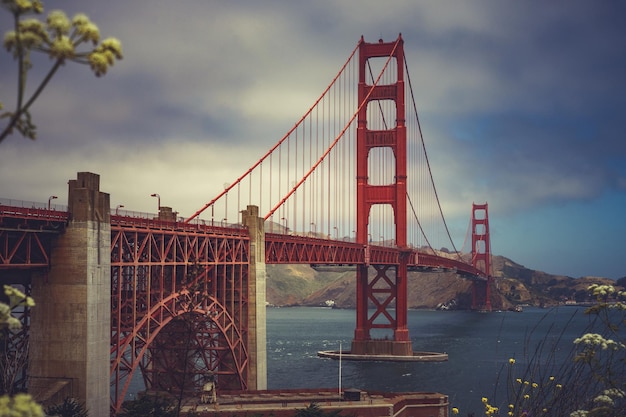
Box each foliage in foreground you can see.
[45,397,88,417]
[0,392,43,417]
[294,402,345,417]
[453,284,625,417]
[117,394,176,417]
[0,285,43,416]
[0,0,123,143]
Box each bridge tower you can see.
[29,173,111,416]
[352,35,412,356]
[470,203,493,311]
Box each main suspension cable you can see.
[404,53,462,260]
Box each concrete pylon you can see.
[29,172,110,415]
[241,205,267,390]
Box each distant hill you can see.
[265,254,623,310]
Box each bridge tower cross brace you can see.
[352,35,412,356]
[471,203,493,311]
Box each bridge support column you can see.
[241,205,267,390]
[471,203,493,311]
[351,262,413,357]
[29,172,110,416]
[352,36,413,357]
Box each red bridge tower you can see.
[471,203,493,311]
[352,36,412,356]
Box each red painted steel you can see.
[354,35,410,343]
[470,203,493,311]
[109,217,250,414]
[264,233,486,277]
[0,199,489,411]
[265,233,364,264]
[0,205,67,269]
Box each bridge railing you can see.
[0,199,69,222]
[111,210,247,235]
[0,198,68,212]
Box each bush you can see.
[117,393,176,417]
[45,397,88,417]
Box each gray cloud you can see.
[1,1,625,276]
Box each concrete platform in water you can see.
[317,350,448,362]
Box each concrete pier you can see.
[29,172,111,416]
[317,349,448,362]
[241,205,267,390]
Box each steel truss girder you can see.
[0,230,52,269]
[110,225,249,414]
[410,252,486,278]
[0,229,65,270]
[0,208,66,269]
[264,233,487,277]
[265,234,364,264]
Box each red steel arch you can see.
[109,218,250,413]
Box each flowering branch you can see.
[0,0,123,144]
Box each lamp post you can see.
[281,217,288,233]
[310,222,316,235]
[47,195,57,210]
[150,193,160,211]
[115,204,124,215]
[333,226,338,240]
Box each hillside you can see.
[265,254,623,310]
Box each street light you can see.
[281,217,288,233]
[333,226,338,240]
[150,193,160,210]
[310,222,316,235]
[47,195,57,210]
[115,204,124,215]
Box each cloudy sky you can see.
[1,1,624,279]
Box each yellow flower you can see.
[0,393,44,417]
[524,380,529,385]
[549,376,555,381]
[47,9,71,34]
[516,378,522,384]
[452,407,459,415]
[524,394,530,399]
[88,52,108,76]
[509,358,515,365]
[50,35,75,59]
[556,384,562,389]
[75,20,100,44]
[482,397,488,403]
[532,382,538,388]
[509,404,515,409]
[100,37,123,58]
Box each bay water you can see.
[266,306,594,414]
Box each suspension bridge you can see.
[0,35,492,415]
